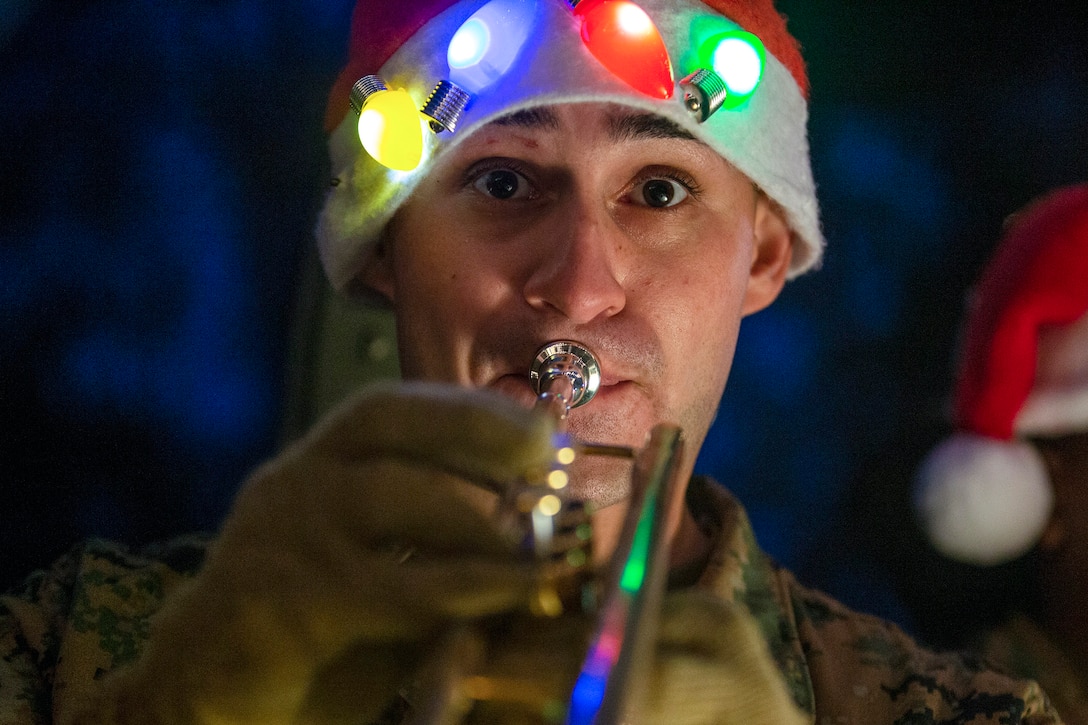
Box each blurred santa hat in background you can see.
[914,183,1088,566]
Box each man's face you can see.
[363,102,790,505]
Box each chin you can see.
[566,454,633,508]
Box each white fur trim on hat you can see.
[914,432,1053,567]
[1016,312,1088,436]
[316,0,822,293]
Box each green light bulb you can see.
[711,31,765,109]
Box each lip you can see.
[488,371,633,409]
[489,373,539,408]
[586,378,635,405]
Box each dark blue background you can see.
[3,1,1087,645]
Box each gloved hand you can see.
[641,590,807,725]
[73,381,562,725]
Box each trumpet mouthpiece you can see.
[530,341,602,409]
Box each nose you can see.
[523,197,627,324]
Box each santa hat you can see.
[315,0,823,294]
[914,184,1088,566]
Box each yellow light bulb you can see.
[356,88,424,172]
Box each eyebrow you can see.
[490,107,561,130]
[487,107,697,143]
[607,113,697,143]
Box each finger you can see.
[199,539,542,646]
[227,456,524,558]
[297,640,423,724]
[343,460,516,555]
[306,382,560,493]
[333,557,540,639]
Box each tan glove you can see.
[72,382,562,725]
[641,590,807,725]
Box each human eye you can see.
[468,161,535,201]
[627,169,700,209]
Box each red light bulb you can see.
[575,1,673,100]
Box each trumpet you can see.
[411,341,688,724]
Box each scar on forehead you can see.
[488,107,697,143]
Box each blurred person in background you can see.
[914,184,1088,721]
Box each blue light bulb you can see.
[448,18,491,71]
[425,0,539,132]
[448,0,537,94]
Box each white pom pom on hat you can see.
[913,184,1088,566]
[915,433,1052,566]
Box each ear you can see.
[1035,442,1067,552]
[741,193,793,316]
[355,230,397,304]
[1039,510,1065,552]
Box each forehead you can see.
[453,102,705,152]
[490,104,695,139]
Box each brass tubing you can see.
[410,341,686,724]
[568,423,685,724]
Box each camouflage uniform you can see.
[976,616,1087,724]
[0,479,1062,724]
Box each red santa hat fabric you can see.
[914,184,1088,566]
[315,0,822,294]
[322,0,810,133]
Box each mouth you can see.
[489,373,539,408]
[488,372,632,410]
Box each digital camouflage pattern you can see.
[0,481,1063,724]
[0,534,211,725]
[976,615,1087,723]
[683,479,1061,724]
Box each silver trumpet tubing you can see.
[411,341,687,725]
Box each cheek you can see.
[395,224,513,309]
[668,307,739,451]
[642,241,749,429]
[647,240,750,345]
[391,241,520,376]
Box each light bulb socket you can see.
[349,75,388,116]
[567,0,606,15]
[680,68,728,122]
[421,80,472,133]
